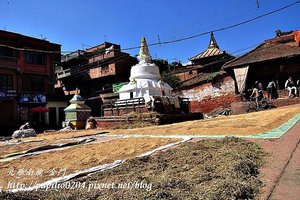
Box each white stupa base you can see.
[118,79,172,100]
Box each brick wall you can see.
[180,75,235,102]
[175,70,198,82]
[190,94,239,113]
[89,64,116,79]
[103,106,148,116]
[175,75,238,113]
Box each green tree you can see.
[161,71,182,89]
[169,61,183,71]
[152,59,169,73]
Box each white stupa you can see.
[118,37,172,100]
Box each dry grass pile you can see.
[3,137,266,199]
[108,106,300,135]
[0,139,79,158]
[0,137,178,189]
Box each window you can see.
[0,46,14,58]
[0,74,13,89]
[101,65,109,72]
[22,77,45,92]
[25,51,47,65]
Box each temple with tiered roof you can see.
[189,32,234,72]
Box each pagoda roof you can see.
[64,103,91,112]
[70,94,85,103]
[189,32,226,61]
[64,94,91,111]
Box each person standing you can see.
[267,79,277,100]
[285,77,297,98]
[251,85,260,110]
[297,78,300,97]
[255,81,264,99]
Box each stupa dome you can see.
[118,37,172,100]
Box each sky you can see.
[0,0,300,64]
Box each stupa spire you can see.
[138,37,151,64]
[208,32,219,49]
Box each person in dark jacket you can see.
[267,79,277,100]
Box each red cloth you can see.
[30,107,49,112]
[293,30,300,44]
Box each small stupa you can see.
[118,37,172,100]
[64,90,91,129]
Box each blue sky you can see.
[1,0,300,64]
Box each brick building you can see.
[0,30,61,135]
[172,33,236,113]
[223,30,300,98]
[171,65,202,82]
[55,42,137,117]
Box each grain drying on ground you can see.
[2,137,266,200]
[0,137,179,188]
[107,106,300,135]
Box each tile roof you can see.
[180,71,227,89]
[190,32,225,61]
[223,30,300,69]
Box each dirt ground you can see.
[0,137,179,189]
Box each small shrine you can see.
[64,93,91,129]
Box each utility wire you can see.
[60,52,134,79]
[60,37,287,79]
[121,0,300,51]
[1,1,299,55]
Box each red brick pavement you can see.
[255,119,300,200]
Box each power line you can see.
[62,37,285,80]
[157,0,272,42]
[0,44,61,54]
[59,52,135,79]
[1,1,299,56]
[121,0,300,51]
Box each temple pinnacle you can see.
[138,37,151,64]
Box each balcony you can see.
[55,66,71,79]
[61,50,85,63]
[88,51,114,63]
[89,64,116,79]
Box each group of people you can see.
[249,76,299,110]
[250,77,299,101]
